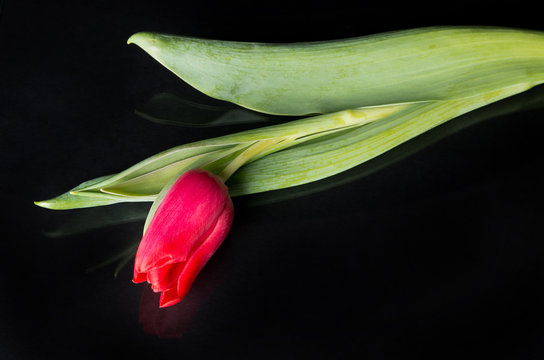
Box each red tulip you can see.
[133,169,234,308]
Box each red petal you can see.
[159,287,182,308]
[133,270,148,284]
[176,200,234,301]
[133,169,235,308]
[134,170,231,274]
[146,261,185,293]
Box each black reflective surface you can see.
[2,1,544,359]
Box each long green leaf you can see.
[227,83,534,195]
[35,104,407,209]
[36,27,544,210]
[128,27,544,115]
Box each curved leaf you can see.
[128,27,544,115]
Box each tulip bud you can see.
[133,169,233,307]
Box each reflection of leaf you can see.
[42,203,150,238]
[40,203,149,276]
[135,92,273,127]
[86,241,139,278]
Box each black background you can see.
[1,1,544,359]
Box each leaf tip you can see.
[127,32,158,50]
[126,32,139,45]
[34,199,53,209]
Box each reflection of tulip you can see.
[138,286,199,338]
[138,267,219,338]
[133,169,234,307]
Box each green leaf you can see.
[128,27,544,115]
[35,175,119,210]
[77,144,239,192]
[227,83,535,195]
[37,27,544,210]
[36,104,407,210]
[34,191,122,210]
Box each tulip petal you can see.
[133,169,234,307]
[146,261,185,293]
[159,287,182,308]
[134,170,230,274]
[133,270,148,284]
[176,202,233,301]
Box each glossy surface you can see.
[2,1,544,359]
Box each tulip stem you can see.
[218,106,410,182]
[219,137,292,182]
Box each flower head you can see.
[133,169,233,307]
